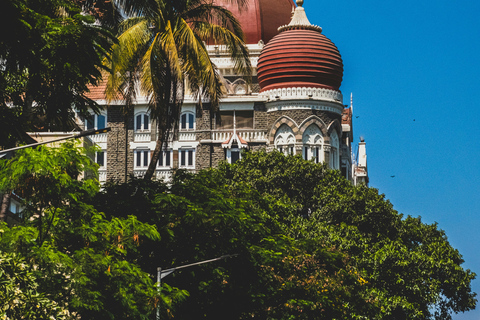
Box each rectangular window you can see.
[136,151,142,167]
[165,150,171,166]
[181,114,187,130]
[217,111,253,129]
[179,149,194,168]
[136,115,142,131]
[157,150,172,168]
[135,150,150,168]
[188,114,194,129]
[158,152,163,166]
[143,151,149,167]
[97,115,106,129]
[144,114,149,130]
[86,115,94,130]
[188,150,193,165]
[180,150,186,166]
[231,151,240,163]
[96,151,105,167]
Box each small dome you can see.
[257,2,343,92]
[217,0,296,44]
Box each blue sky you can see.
[302,0,480,318]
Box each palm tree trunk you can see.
[144,127,165,180]
[0,193,11,222]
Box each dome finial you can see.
[278,0,322,33]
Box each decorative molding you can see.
[266,101,344,115]
[262,87,343,103]
[210,57,259,68]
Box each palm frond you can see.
[175,18,223,108]
[193,22,251,78]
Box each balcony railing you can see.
[134,131,152,142]
[212,130,266,143]
[98,170,107,183]
[89,133,108,143]
[178,131,196,141]
[133,169,181,182]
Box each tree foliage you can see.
[96,151,477,319]
[0,143,161,319]
[0,0,114,148]
[0,144,475,319]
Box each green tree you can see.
[0,0,114,148]
[106,0,251,180]
[97,151,477,319]
[0,250,72,320]
[0,143,162,319]
[222,150,477,319]
[95,169,370,319]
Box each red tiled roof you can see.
[85,81,108,101]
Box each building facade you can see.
[82,0,368,185]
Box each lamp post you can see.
[156,254,239,320]
[0,127,111,158]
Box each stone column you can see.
[106,106,134,182]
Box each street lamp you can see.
[0,128,111,158]
[156,254,239,320]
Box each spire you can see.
[278,0,322,33]
[350,92,353,115]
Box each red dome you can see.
[257,17,343,92]
[217,0,296,44]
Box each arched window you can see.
[180,112,195,130]
[274,124,295,155]
[135,113,150,132]
[302,125,323,163]
[329,130,340,170]
[86,113,106,130]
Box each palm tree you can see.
[106,0,251,180]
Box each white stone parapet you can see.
[178,131,196,141]
[156,170,173,182]
[210,57,259,68]
[98,170,107,183]
[262,87,343,103]
[88,132,108,143]
[134,132,151,142]
[211,130,266,143]
[133,169,177,182]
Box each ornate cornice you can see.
[266,101,344,115]
[262,87,343,103]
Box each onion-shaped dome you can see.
[257,0,343,92]
[217,0,295,44]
